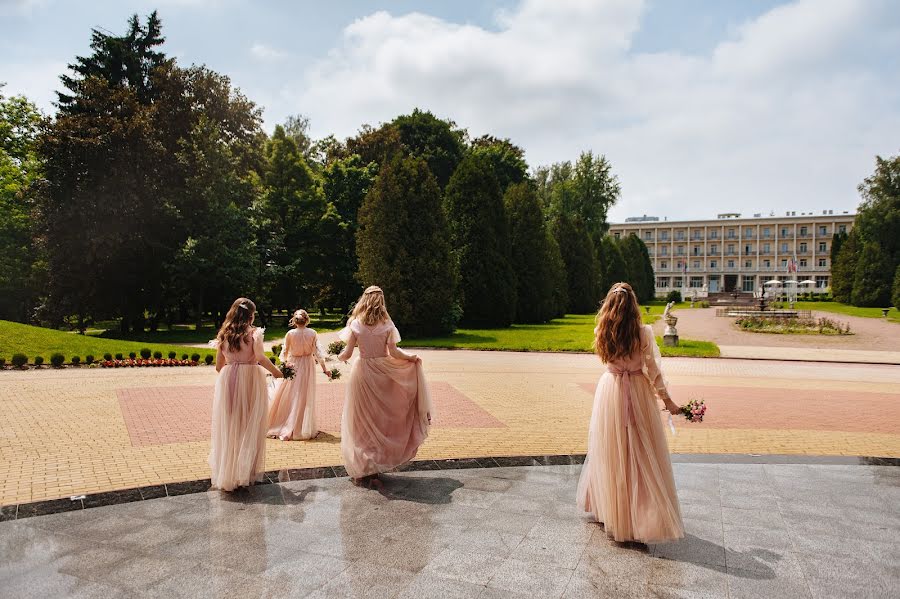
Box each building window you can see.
[744,260,752,268]
[661,247,668,256]
[799,242,807,252]
[693,245,701,255]
[710,244,718,254]
[676,231,685,240]
[819,226,827,235]
[614,232,620,240]
[799,259,807,267]
[781,243,788,252]
[763,260,771,268]
[781,227,789,237]
[727,229,735,239]
[838,225,846,234]
[656,277,670,288]
[781,259,788,267]
[815,276,829,289]
[818,258,826,267]
[693,260,700,269]
[661,261,668,269]
[690,276,703,288]
[660,231,669,240]
[818,242,827,252]
[673,277,683,288]
[800,226,808,236]
[763,227,770,238]
[727,260,735,268]
[677,246,684,255]
[763,243,770,253]
[710,260,717,268]
[727,244,735,254]
[742,276,755,292]
[743,227,752,237]
[709,230,718,239]
[744,245,752,255]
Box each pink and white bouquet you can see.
[680,399,707,423]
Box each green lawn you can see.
[89,315,343,344]
[793,302,900,323]
[0,320,217,364]
[403,313,720,357]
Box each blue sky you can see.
[2,0,898,221]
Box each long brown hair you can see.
[593,282,642,363]
[349,286,390,326]
[216,298,256,352]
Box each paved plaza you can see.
[1,461,898,598]
[1,351,899,509]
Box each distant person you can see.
[337,286,432,488]
[577,282,684,544]
[209,297,282,491]
[268,309,332,440]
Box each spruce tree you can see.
[893,264,900,310]
[444,153,517,327]
[356,154,458,335]
[552,213,598,313]
[504,182,558,323]
[851,242,893,307]
[600,236,629,293]
[831,229,859,303]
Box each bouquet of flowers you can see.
[328,368,342,381]
[680,399,706,423]
[279,364,296,380]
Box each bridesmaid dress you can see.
[576,323,684,543]
[267,327,325,440]
[209,327,269,491]
[338,319,432,479]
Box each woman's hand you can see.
[323,368,332,378]
[273,369,284,379]
[662,399,681,416]
[409,355,421,363]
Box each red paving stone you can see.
[577,382,900,434]
[118,382,505,447]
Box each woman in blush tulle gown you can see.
[267,309,331,440]
[337,286,432,487]
[577,282,685,544]
[209,297,283,491]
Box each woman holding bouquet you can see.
[337,286,432,487]
[267,309,331,440]
[577,282,684,544]
[210,297,283,491]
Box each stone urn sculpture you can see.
[663,301,679,347]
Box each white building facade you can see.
[608,211,856,298]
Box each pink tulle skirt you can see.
[267,355,318,440]
[341,357,431,478]
[576,371,684,543]
[209,363,268,491]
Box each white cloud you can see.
[250,42,286,61]
[279,0,900,221]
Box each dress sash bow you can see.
[606,366,643,426]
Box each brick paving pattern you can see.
[1,350,898,506]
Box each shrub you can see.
[698,301,710,308]
[71,356,81,365]
[50,353,65,368]
[327,340,346,356]
[191,353,201,362]
[181,353,189,360]
[168,351,177,359]
[34,356,44,366]
[128,351,136,360]
[152,351,162,359]
[140,348,152,359]
[0,358,5,367]
[103,353,113,361]
[12,354,27,368]
[115,353,124,360]
[204,354,214,365]
[85,355,95,365]
[666,290,682,303]
[271,344,283,357]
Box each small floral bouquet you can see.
[680,399,706,423]
[327,340,346,356]
[328,368,342,381]
[279,364,296,380]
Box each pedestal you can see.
[663,334,679,347]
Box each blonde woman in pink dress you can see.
[267,309,331,440]
[577,282,685,544]
[337,286,432,487]
[209,297,283,491]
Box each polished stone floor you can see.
[1,463,898,598]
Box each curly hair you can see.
[593,282,642,363]
[216,298,256,352]
[290,309,310,328]
[349,286,390,326]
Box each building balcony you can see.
[797,233,813,238]
[725,251,738,256]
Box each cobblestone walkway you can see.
[1,351,898,506]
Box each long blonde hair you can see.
[593,282,641,363]
[290,309,310,328]
[350,286,390,326]
[216,297,256,352]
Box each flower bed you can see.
[734,315,851,335]
[99,358,200,368]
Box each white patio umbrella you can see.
[799,279,816,285]
[764,280,782,285]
